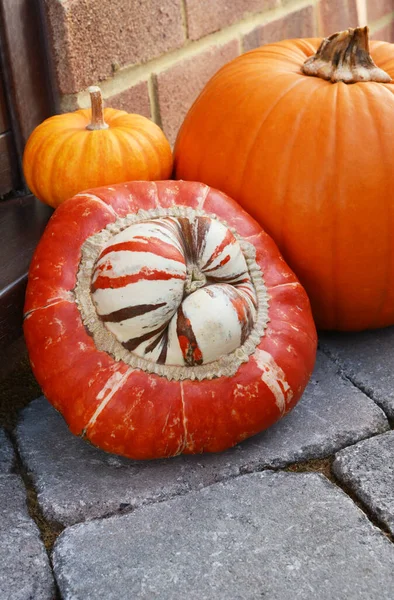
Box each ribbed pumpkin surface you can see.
[23,108,173,208]
[174,37,394,331]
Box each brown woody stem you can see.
[302,26,392,84]
[86,86,109,130]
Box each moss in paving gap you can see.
[24,476,65,553]
[0,345,41,432]
[10,436,65,552]
[284,457,334,482]
[9,436,64,600]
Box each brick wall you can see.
[43,0,394,145]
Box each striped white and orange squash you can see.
[24,181,317,460]
[91,216,257,366]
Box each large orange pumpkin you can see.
[24,180,316,460]
[23,87,172,208]
[174,27,394,331]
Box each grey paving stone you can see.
[53,472,394,600]
[0,429,14,473]
[333,430,394,535]
[0,474,54,600]
[16,351,389,526]
[320,327,394,418]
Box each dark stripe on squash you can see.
[100,302,167,323]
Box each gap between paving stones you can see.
[17,435,392,530]
[50,454,394,546]
[13,408,394,540]
[16,439,394,560]
[7,430,64,600]
[283,456,394,544]
[319,343,394,428]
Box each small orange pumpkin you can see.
[23,87,173,208]
[174,27,394,331]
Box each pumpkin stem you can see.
[184,265,207,296]
[302,26,392,83]
[86,86,109,130]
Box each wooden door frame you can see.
[0,0,55,351]
[0,0,55,190]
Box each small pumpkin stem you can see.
[184,265,207,296]
[302,26,392,84]
[86,86,109,130]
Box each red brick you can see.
[243,7,316,51]
[43,0,185,95]
[185,0,279,40]
[318,0,359,36]
[367,0,394,22]
[371,21,394,42]
[105,81,151,119]
[155,40,240,145]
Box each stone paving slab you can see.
[0,474,54,600]
[53,471,394,600]
[320,327,394,418]
[16,351,389,526]
[333,430,394,535]
[0,429,14,473]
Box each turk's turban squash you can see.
[174,27,394,332]
[24,181,316,460]
[23,87,172,208]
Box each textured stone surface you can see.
[320,327,394,418]
[0,429,14,473]
[43,0,185,94]
[53,472,394,600]
[333,431,394,535]
[318,0,359,36]
[0,474,54,599]
[105,81,151,119]
[367,0,394,22]
[155,40,240,144]
[184,0,279,41]
[243,6,315,51]
[16,352,388,526]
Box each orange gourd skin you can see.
[174,38,394,331]
[24,180,317,460]
[23,108,173,209]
